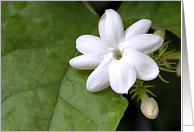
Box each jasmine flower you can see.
[69,9,163,94]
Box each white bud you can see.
[140,97,159,119]
[154,29,165,39]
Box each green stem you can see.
[166,52,181,60]
[81,1,99,16]
[137,87,149,101]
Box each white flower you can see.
[69,9,164,94]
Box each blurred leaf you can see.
[1,1,33,24]
[117,1,181,38]
[1,1,128,131]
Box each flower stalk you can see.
[130,80,159,119]
[137,86,149,101]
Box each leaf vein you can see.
[59,97,98,123]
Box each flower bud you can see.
[140,97,159,119]
[154,29,165,39]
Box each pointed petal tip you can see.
[145,68,159,81]
[137,19,152,27]
[125,19,152,40]
[104,9,116,13]
[69,58,74,67]
[141,19,152,23]
[98,8,124,49]
[69,55,102,70]
[113,88,131,94]
[86,78,109,92]
[76,35,110,59]
[123,34,164,54]
[86,85,98,92]
[86,58,111,92]
[138,66,160,81]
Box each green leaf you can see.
[49,68,128,131]
[1,1,33,24]
[117,1,181,38]
[1,1,128,131]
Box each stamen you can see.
[117,55,122,60]
[113,49,122,60]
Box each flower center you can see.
[114,49,122,60]
[117,54,122,60]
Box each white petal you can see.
[98,9,124,49]
[76,35,110,59]
[86,58,112,92]
[121,34,164,54]
[108,58,136,94]
[124,49,159,80]
[124,19,151,41]
[69,55,102,70]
